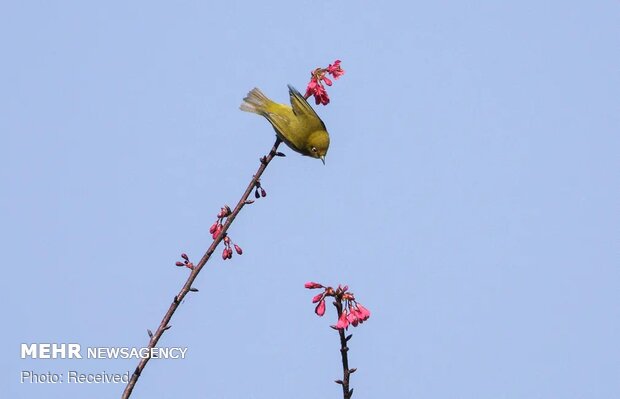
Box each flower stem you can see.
[121,138,282,399]
[334,297,354,399]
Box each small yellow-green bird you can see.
[240,85,330,164]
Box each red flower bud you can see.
[234,244,243,255]
[315,300,326,316]
[305,282,324,289]
[175,261,184,267]
[260,188,266,197]
[312,293,324,303]
[181,253,189,261]
[209,222,218,234]
[222,248,228,260]
[212,224,222,239]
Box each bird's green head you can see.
[307,130,330,165]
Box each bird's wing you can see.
[287,85,326,130]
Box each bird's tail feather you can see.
[240,88,272,115]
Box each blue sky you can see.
[2,1,618,398]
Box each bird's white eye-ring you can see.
[311,147,318,153]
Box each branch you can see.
[306,282,368,398]
[334,298,354,399]
[121,138,282,399]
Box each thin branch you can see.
[334,298,354,399]
[121,138,282,399]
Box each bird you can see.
[240,85,330,164]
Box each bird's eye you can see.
[311,147,317,153]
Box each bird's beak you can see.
[319,155,325,165]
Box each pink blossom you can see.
[347,310,359,327]
[305,78,330,105]
[315,300,326,316]
[355,304,371,321]
[334,310,350,330]
[303,60,344,107]
[305,77,319,98]
[350,307,364,326]
[327,60,345,79]
[313,84,330,105]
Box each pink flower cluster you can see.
[209,205,243,261]
[305,282,370,330]
[305,60,345,106]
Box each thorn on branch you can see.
[245,200,255,205]
[346,334,353,341]
[260,156,267,164]
[163,325,172,331]
[189,287,199,292]
[275,152,286,157]
[147,329,153,338]
[174,295,179,303]
[335,380,343,385]
[349,368,357,374]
